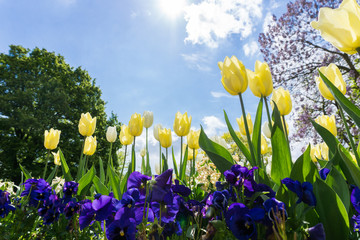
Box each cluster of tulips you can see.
[2,0,360,239]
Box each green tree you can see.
[0,45,121,183]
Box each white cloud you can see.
[181,53,212,72]
[210,91,235,98]
[184,0,263,48]
[262,12,274,32]
[243,41,259,57]
[202,115,227,137]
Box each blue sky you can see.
[0,0,290,169]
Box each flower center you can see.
[120,230,125,236]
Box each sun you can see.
[159,0,186,19]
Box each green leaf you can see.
[46,165,58,183]
[290,145,318,184]
[319,70,360,128]
[59,149,73,182]
[19,164,32,180]
[325,167,350,212]
[270,106,292,185]
[172,147,179,178]
[199,126,234,174]
[252,97,263,167]
[314,177,349,240]
[77,165,96,196]
[338,144,360,187]
[107,164,121,199]
[180,146,188,181]
[99,157,105,183]
[162,153,168,172]
[311,120,338,157]
[93,175,109,195]
[224,110,252,163]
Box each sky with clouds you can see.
[0,0,292,170]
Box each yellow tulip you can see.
[247,61,273,97]
[83,136,97,156]
[315,115,337,136]
[44,128,61,150]
[187,130,200,150]
[159,128,172,148]
[319,142,329,161]
[52,150,61,166]
[153,124,163,142]
[236,113,253,136]
[129,113,144,137]
[316,63,346,101]
[260,135,269,155]
[173,112,192,137]
[271,87,292,116]
[218,56,248,95]
[183,143,198,160]
[119,125,134,146]
[78,112,96,137]
[143,111,154,129]
[310,143,329,162]
[311,0,360,54]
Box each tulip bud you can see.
[262,121,272,139]
[159,128,172,148]
[236,114,253,136]
[319,143,329,161]
[310,143,329,162]
[260,135,269,155]
[153,124,163,141]
[83,136,97,156]
[119,125,134,146]
[52,151,61,166]
[129,113,144,137]
[143,111,154,129]
[106,126,117,143]
[248,60,273,97]
[271,87,292,116]
[218,56,248,95]
[44,128,61,150]
[187,130,200,150]
[315,115,337,136]
[78,112,97,137]
[140,148,146,158]
[316,64,346,101]
[173,112,192,137]
[311,0,360,55]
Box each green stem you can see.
[338,104,360,165]
[104,220,107,240]
[357,47,360,56]
[192,149,196,190]
[282,115,289,142]
[180,136,183,175]
[76,137,86,181]
[84,155,89,173]
[43,149,51,179]
[108,142,113,169]
[159,143,162,174]
[264,96,273,132]
[238,93,257,166]
[131,137,136,172]
[119,145,127,183]
[145,128,151,175]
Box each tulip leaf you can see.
[107,164,121,199]
[98,157,105,183]
[46,165,58,183]
[325,167,350,212]
[180,146,188,181]
[290,145,318,184]
[59,148,73,182]
[172,147,179,178]
[19,164,32,180]
[223,110,252,164]
[252,97,263,167]
[93,175,109,196]
[199,126,234,174]
[270,105,292,185]
[162,153,168,172]
[338,144,360,187]
[319,70,360,128]
[314,177,349,240]
[77,165,96,196]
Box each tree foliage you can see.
[0,45,121,182]
[258,0,360,147]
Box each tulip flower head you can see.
[153,124,163,142]
[140,148,146,158]
[129,113,144,137]
[52,150,61,166]
[310,143,329,162]
[271,87,292,116]
[187,130,200,150]
[316,63,346,101]
[315,115,337,136]
[83,136,97,156]
[236,114,253,136]
[218,56,248,95]
[173,112,192,137]
[44,128,61,150]
[262,121,272,139]
[247,60,273,97]
[260,135,269,155]
[78,112,97,137]
[119,125,134,146]
[106,126,117,143]
[159,128,172,148]
[143,111,154,129]
[311,0,360,55]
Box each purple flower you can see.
[106,207,137,240]
[351,186,360,214]
[63,181,79,197]
[281,178,316,206]
[120,188,140,208]
[0,190,15,218]
[263,198,287,225]
[352,214,360,232]
[162,221,182,239]
[319,168,330,181]
[212,190,230,211]
[171,179,191,197]
[150,169,173,203]
[64,199,80,219]
[127,171,151,190]
[151,193,180,223]
[38,194,62,224]
[21,179,52,207]
[308,223,326,240]
[79,202,96,230]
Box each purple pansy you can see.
[281,178,316,206]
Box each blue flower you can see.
[150,169,173,203]
[263,198,287,225]
[171,179,191,197]
[319,168,330,181]
[63,199,80,219]
[21,179,52,207]
[307,223,326,240]
[212,190,230,211]
[0,190,15,218]
[106,207,137,240]
[38,193,62,225]
[281,178,316,206]
[151,193,180,223]
[63,181,79,202]
[351,186,360,214]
